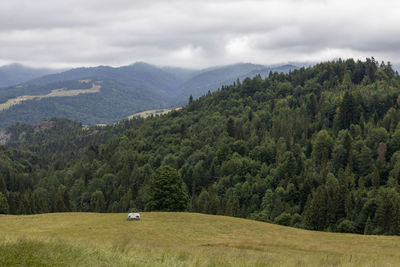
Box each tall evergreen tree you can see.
[0,192,8,214]
[338,92,358,129]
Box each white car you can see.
[127,213,140,221]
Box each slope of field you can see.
[0,81,101,111]
[128,107,182,119]
[0,213,399,266]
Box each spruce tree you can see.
[0,192,8,214]
[364,216,374,235]
[227,118,235,137]
[371,165,380,189]
[303,186,328,230]
[338,92,357,129]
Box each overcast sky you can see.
[1,0,399,69]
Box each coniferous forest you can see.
[2,58,400,235]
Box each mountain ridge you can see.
[0,63,60,87]
[0,62,296,128]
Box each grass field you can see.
[0,212,400,266]
[0,82,101,111]
[128,107,182,119]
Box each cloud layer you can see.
[1,0,399,68]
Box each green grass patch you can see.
[0,237,134,267]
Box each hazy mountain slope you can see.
[29,62,183,100]
[161,66,199,81]
[0,63,185,128]
[177,63,265,97]
[241,64,296,80]
[0,64,58,87]
[0,62,297,128]
[0,79,160,128]
[174,63,297,104]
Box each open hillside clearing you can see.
[0,81,101,111]
[0,212,400,266]
[128,107,182,119]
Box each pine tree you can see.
[375,191,396,234]
[90,190,106,213]
[303,195,314,230]
[371,165,380,189]
[338,92,358,129]
[7,193,16,214]
[224,200,233,216]
[364,216,374,235]
[303,186,328,230]
[232,199,240,217]
[0,192,8,214]
[357,146,372,177]
[271,195,284,220]
[325,174,339,227]
[227,118,235,137]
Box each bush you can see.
[274,212,291,226]
[336,219,356,233]
[290,213,302,227]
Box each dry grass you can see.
[0,212,399,266]
[128,107,182,119]
[0,82,101,111]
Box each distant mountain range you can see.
[0,64,59,87]
[0,62,296,128]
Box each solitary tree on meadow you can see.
[147,166,189,211]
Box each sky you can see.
[1,0,400,69]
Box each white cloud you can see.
[0,0,400,68]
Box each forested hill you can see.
[2,58,400,236]
[0,62,293,129]
[3,117,144,166]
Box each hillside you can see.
[2,59,400,237]
[0,63,58,87]
[0,62,293,128]
[2,117,144,167]
[175,63,295,101]
[1,212,400,266]
[0,78,159,128]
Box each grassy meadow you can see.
[0,82,100,111]
[128,107,182,119]
[0,212,400,266]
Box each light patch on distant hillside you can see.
[0,81,101,111]
[0,129,10,145]
[128,107,182,119]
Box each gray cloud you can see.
[0,0,400,69]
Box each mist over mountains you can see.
[0,64,59,87]
[0,62,296,128]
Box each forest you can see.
[2,58,400,235]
